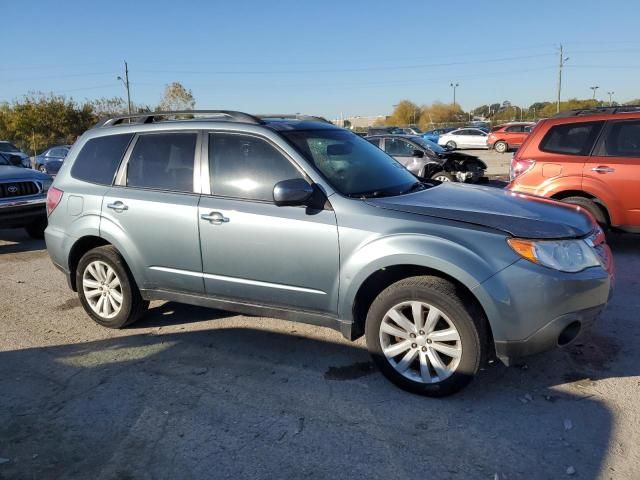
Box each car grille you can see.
[0,181,40,198]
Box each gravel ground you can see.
[1,226,639,480]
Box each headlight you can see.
[507,238,601,273]
[41,178,53,192]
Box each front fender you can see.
[338,233,515,323]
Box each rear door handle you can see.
[200,211,229,225]
[591,166,615,174]
[107,201,128,212]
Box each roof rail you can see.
[94,110,264,128]
[552,105,640,118]
[256,114,333,125]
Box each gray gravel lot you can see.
[1,225,639,479]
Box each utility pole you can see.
[557,45,569,113]
[117,61,132,115]
[450,82,459,106]
[590,85,599,100]
[607,91,615,106]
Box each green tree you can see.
[385,100,421,126]
[0,93,95,155]
[157,82,196,111]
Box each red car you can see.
[487,123,534,153]
[507,106,640,232]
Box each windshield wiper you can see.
[399,181,427,195]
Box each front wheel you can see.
[431,171,454,182]
[365,276,485,396]
[494,141,508,153]
[76,246,148,328]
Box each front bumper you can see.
[474,258,613,365]
[0,196,46,228]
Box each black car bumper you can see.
[0,197,46,228]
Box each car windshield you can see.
[412,137,446,154]
[281,129,422,197]
[0,142,20,153]
[0,154,10,165]
[408,127,423,134]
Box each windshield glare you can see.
[282,129,418,196]
[412,137,445,154]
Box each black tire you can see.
[494,141,508,153]
[446,141,457,150]
[25,218,47,239]
[38,165,47,173]
[365,276,485,397]
[562,196,608,228]
[431,171,455,183]
[76,245,148,328]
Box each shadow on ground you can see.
[0,228,45,254]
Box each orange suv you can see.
[487,122,534,153]
[507,106,640,232]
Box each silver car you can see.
[45,111,614,396]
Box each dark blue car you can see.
[32,145,71,175]
[422,127,457,143]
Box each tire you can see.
[446,141,457,150]
[431,171,454,183]
[494,141,508,153]
[365,276,485,397]
[25,218,47,239]
[39,165,47,173]
[76,245,148,328]
[562,196,608,228]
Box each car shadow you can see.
[0,322,624,479]
[0,228,45,254]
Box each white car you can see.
[438,128,489,150]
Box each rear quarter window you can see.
[70,134,133,185]
[539,121,604,156]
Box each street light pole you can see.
[117,61,132,115]
[450,82,459,106]
[607,91,615,106]
[590,85,599,100]
[556,44,569,113]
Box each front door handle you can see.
[591,166,615,174]
[107,201,128,212]
[200,211,229,225]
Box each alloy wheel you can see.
[82,260,123,319]
[379,301,462,384]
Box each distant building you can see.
[334,115,386,129]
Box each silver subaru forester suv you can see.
[45,111,614,396]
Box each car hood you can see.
[0,165,50,181]
[366,183,594,239]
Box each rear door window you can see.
[126,133,197,192]
[539,121,604,156]
[71,134,133,185]
[600,120,640,158]
[384,138,416,156]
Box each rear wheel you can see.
[494,141,508,153]
[562,196,608,228]
[76,246,148,328]
[446,141,457,150]
[365,276,485,396]
[431,171,454,182]
[38,165,47,173]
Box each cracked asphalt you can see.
[1,228,639,479]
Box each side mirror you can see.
[412,149,425,158]
[273,178,314,206]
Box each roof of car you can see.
[93,111,339,132]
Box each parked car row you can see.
[42,110,614,397]
[0,141,70,175]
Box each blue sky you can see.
[3,0,640,119]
